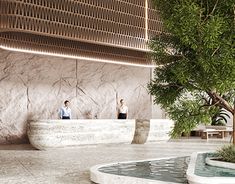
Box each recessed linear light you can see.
[145,0,148,41]
[0,45,156,68]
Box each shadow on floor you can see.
[0,144,36,150]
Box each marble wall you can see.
[0,49,153,143]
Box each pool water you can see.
[98,157,190,183]
[195,153,235,177]
[98,153,235,183]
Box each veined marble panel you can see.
[28,119,136,150]
[132,119,174,144]
[28,119,174,150]
[0,48,151,143]
[147,119,174,142]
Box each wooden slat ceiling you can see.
[0,0,162,67]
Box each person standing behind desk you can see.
[117,99,128,119]
[59,100,72,119]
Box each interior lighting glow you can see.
[0,45,156,68]
[145,0,149,41]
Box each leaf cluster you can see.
[149,0,235,136]
[149,0,235,94]
[168,92,220,137]
[216,145,235,163]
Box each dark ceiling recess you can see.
[0,0,162,67]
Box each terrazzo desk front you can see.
[27,119,174,150]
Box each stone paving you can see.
[0,139,230,184]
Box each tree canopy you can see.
[148,0,235,139]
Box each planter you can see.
[187,152,235,184]
[206,157,235,170]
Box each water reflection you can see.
[99,154,235,183]
[98,157,189,183]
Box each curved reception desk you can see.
[27,119,174,150]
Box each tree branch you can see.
[204,0,219,22]
[189,104,210,116]
[187,81,202,91]
[211,46,220,56]
[207,91,234,113]
[202,97,210,104]
[210,0,219,16]
[161,83,183,88]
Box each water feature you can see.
[195,153,235,177]
[98,157,189,183]
[91,153,235,183]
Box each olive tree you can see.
[148,0,235,143]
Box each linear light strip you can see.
[145,0,148,41]
[0,45,156,68]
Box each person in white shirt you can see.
[117,99,128,119]
[59,100,72,119]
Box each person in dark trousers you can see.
[117,99,128,119]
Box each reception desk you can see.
[27,119,174,150]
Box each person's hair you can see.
[64,100,69,105]
[120,99,124,103]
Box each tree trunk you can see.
[233,109,235,145]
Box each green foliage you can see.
[216,145,235,163]
[211,109,230,126]
[149,0,235,137]
[168,93,219,137]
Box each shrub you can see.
[216,145,235,163]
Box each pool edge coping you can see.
[186,152,235,184]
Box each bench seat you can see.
[201,129,233,140]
